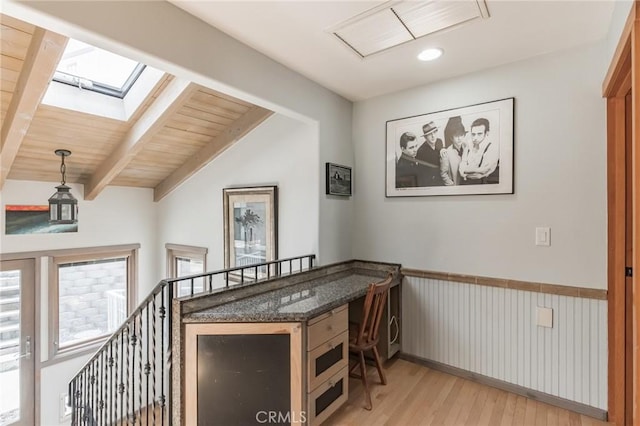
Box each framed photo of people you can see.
[385,97,514,197]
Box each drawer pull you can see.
[328,380,335,388]
[328,343,334,350]
[327,325,333,331]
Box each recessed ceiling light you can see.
[417,48,443,61]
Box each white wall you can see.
[604,0,634,72]
[3,0,354,266]
[352,41,608,289]
[157,114,318,274]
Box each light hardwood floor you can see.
[326,358,609,426]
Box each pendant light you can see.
[48,149,78,224]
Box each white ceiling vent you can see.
[330,0,490,58]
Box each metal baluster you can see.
[167,283,174,425]
[240,268,244,284]
[144,302,149,426]
[78,371,83,426]
[94,361,99,425]
[151,296,157,425]
[103,350,108,426]
[89,362,93,425]
[73,379,78,426]
[84,367,88,425]
[289,259,293,274]
[138,313,143,425]
[190,278,194,296]
[254,266,258,280]
[69,380,74,426]
[96,355,101,426]
[78,370,83,425]
[125,323,131,425]
[225,272,229,287]
[131,320,138,425]
[208,275,212,292]
[114,338,119,425]
[95,360,99,425]
[299,257,302,272]
[120,331,125,424]
[109,341,114,425]
[160,286,166,426]
[91,362,95,425]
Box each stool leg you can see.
[372,346,386,385]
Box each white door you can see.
[0,259,35,426]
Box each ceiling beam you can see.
[0,28,67,189]
[153,106,273,202]
[84,78,197,200]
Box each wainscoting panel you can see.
[401,276,607,410]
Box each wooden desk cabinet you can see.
[183,298,397,425]
[305,304,349,425]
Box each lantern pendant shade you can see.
[49,149,78,224]
[49,184,78,224]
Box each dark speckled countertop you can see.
[184,273,385,322]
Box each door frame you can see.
[603,1,639,424]
[0,258,37,426]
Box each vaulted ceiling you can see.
[0,14,273,201]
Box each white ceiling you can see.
[170,1,615,102]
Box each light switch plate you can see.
[535,227,551,246]
[536,306,553,328]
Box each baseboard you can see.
[398,352,608,421]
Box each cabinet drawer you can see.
[307,330,348,392]
[307,305,348,351]
[307,366,348,426]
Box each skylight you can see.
[53,39,145,98]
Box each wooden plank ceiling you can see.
[0,14,273,201]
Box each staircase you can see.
[68,255,315,426]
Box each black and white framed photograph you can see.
[326,163,352,196]
[386,98,514,197]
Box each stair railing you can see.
[68,254,315,425]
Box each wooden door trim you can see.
[631,5,640,422]
[605,2,639,424]
[607,96,627,425]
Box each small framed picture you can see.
[326,163,352,196]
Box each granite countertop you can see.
[184,273,386,322]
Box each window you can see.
[49,245,138,357]
[166,244,207,297]
[53,38,146,98]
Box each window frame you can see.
[52,63,146,99]
[165,243,208,279]
[48,245,138,359]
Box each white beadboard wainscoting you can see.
[401,275,607,410]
